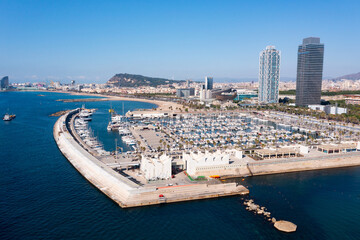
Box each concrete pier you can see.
[247,153,360,176]
[53,109,249,208]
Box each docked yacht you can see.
[79,109,93,121]
[118,127,131,136]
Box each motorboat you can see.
[3,113,16,121]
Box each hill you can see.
[332,72,360,81]
[107,73,184,87]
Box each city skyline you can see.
[1,0,360,83]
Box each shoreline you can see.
[49,90,182,110]
[17,89,182,110]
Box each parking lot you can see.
[131,126,175,153]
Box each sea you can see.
[0,91,359,240]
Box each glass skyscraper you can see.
[0,76,9,89]
[295,37,324,106]
[258,46,280,104]
[205,76,213,90]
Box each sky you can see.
[1,0,359,83]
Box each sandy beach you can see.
[40,90,183,110]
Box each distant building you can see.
[205,77,213,90]
[54,81,61,89]
[176,88,195,98]
[295,37,324,106]
[140,154,172,181]
[211,88,236,101]
[308,104,347,115]
[258,46,280,103]
[234,89,258,101]
[1,76,9,89]
[345,95,360,105]
[76,85,83,92]
[199,89,212,101]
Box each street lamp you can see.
[115,138,118,159]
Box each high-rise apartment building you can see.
[0,76,9,89]
[205,77,213,90]
[295,37,324,106]
[258,46,280,103]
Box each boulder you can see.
[249,203,258,211]
[274,220,297,233]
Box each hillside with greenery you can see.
[107,73,184,87]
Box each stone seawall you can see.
[54,112,135,207]
[249,154,360,176]
[195,154,360,178]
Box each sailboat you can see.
[109,102,114,114]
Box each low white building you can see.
[199,89,212,101]
[140,154,172,181]
[299,145,309,155]
[183,150,231,176]
[324,105,347,115]
[130,112,168,118]
[308,105,347,115]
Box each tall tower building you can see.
[295,37,324,106]
[258,46,280,104]
[205,76,213,90]
[0,76,9,89]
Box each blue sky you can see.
[1,0,359,83]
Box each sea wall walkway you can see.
[248,151,360,176]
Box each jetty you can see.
[49,110,70,117]
[53,109,249,208]
[243,199,297,233]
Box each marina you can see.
[53,105,360,208]
[54,108,249,208]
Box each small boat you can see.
[3,113,16,121]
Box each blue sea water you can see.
[0,91,359,240]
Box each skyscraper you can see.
[295,37,324,106]
[205,77,213,90]
[0,76,9,89]
[258,46,280,104]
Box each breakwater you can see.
[247,153,360,176]
[196,153,360,178]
